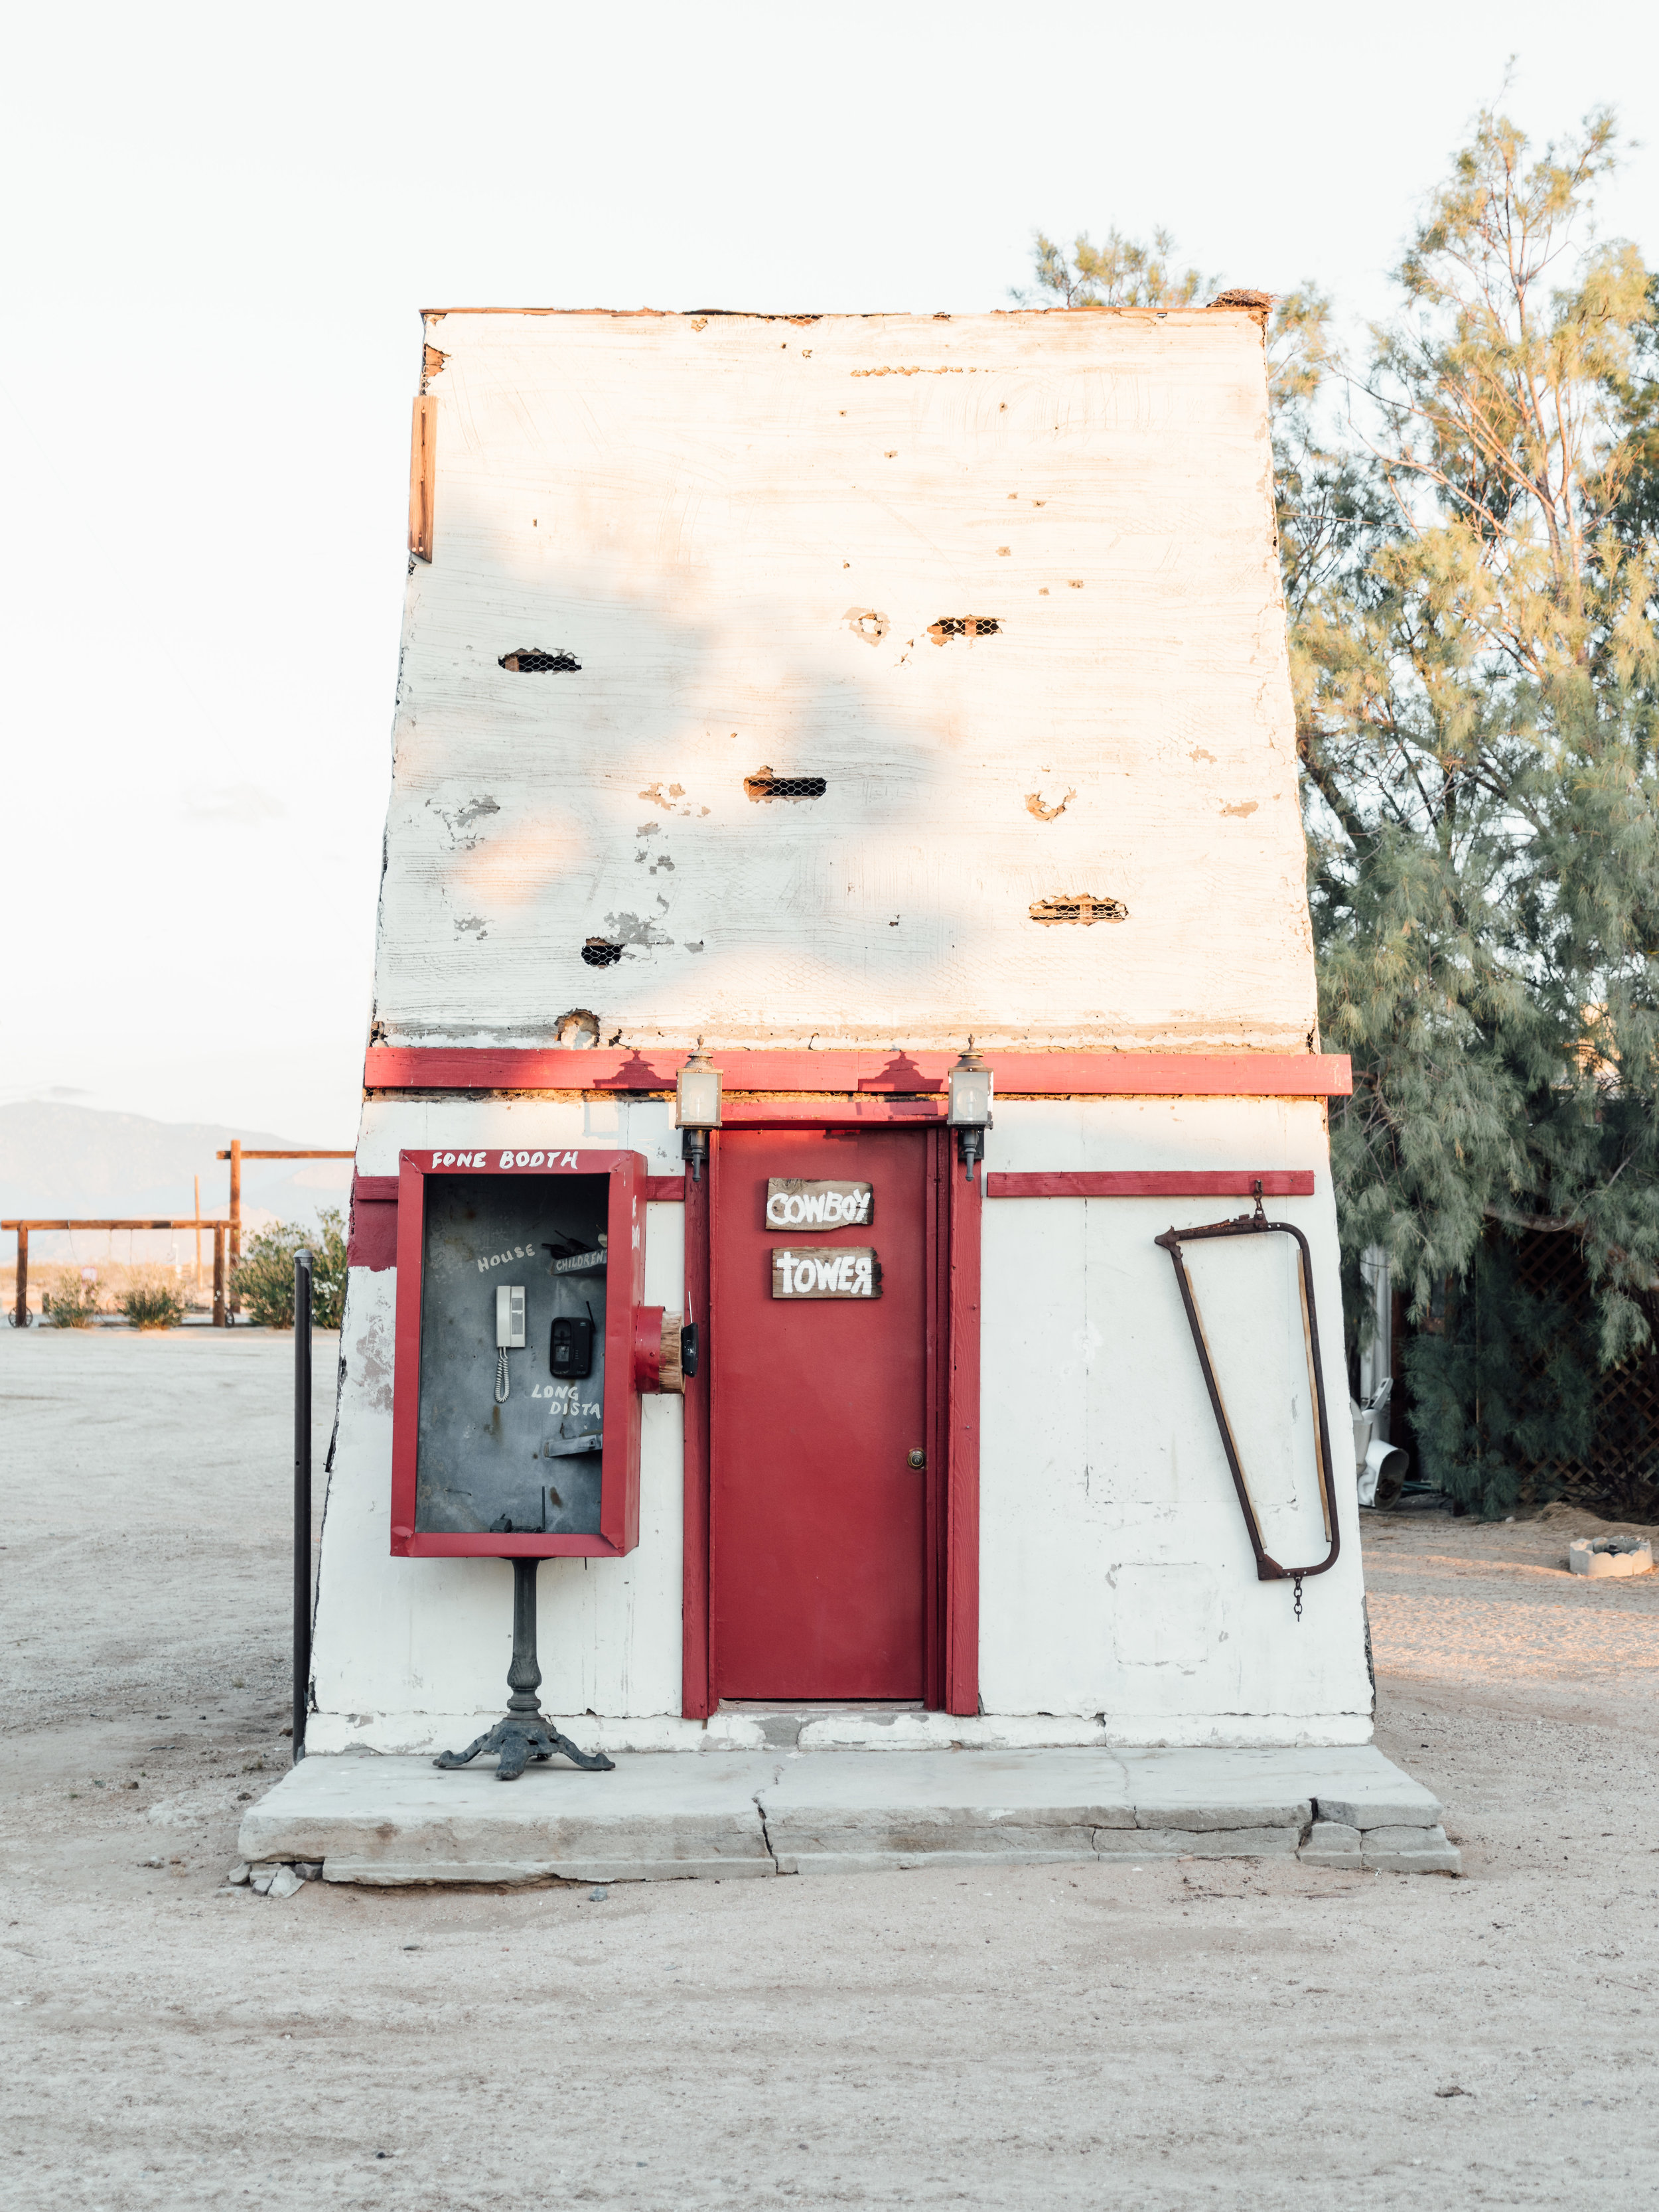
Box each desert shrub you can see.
[232,1209,347,1329]
[120,1282,186,1331]
[42,1278,102,1328]
[29,1258,212,1319]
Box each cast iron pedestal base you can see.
[435,1556,616,1783]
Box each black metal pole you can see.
[293,1249,313,1763]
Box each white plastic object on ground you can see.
[1567,1536,1654,1578]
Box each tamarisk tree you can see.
[1297,106,1659,1510]
[1023,112,1659,1510]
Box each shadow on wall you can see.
[372,325,1296,1051]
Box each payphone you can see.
[389,1147,684,1556]
[386,1146,684,1777]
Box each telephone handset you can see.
[494,1285,526,1403]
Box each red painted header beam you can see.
[985,1170,1317,1200]
[363,1047,1351,1099]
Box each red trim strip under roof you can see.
[363,1047,1351,1098]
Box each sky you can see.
[3,0,1656,1145]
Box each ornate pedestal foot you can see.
[435,1557,616,1783]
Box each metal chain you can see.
[1293,1572,1304,1622]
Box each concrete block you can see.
[1299,1820,1362,1868]
[1361,1824,1461,1875]
[239,1753,776,1885]
[266,1864,304,1899]
[1307,1820,1361,1850]
[1094,1826,1301,1860]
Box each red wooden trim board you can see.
[364,1045,1351,1098]
[987,1170,1316,1199]
[680,1157,713,1719]
[945,1153,981,1716]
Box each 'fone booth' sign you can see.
[772,1246,881,1299]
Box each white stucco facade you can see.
[310,1094,1369,1753]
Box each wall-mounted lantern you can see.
[947,1045,993,1181]
[676,1045,723,1182]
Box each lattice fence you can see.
[1510,1230,1659,1511]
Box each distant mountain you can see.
[0,1102,354,1259]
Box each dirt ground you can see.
[5,1329,1659,2209]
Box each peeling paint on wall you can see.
[1025,788,1076,822]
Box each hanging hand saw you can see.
[1154,1183,1341,1608]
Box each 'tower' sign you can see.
[765,1179,873,1228]
[771,1247,881,1299]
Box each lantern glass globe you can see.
[676,1057,723,1130]
[947,1058,992,1128]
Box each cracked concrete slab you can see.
[238,1743,1456,1883]
[240,1752,778,1885]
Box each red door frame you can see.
[679,1110,981,1720]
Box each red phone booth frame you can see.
[389,1147,647,1559]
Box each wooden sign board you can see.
[771,1246,881,1299]
[765,1179,873,1229]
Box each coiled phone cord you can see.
[495,1347,510,1404]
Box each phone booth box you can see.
[390,1148,650,1558]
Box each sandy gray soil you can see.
[4,1328,1659,2209]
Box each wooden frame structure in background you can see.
[5,1217,233,1327]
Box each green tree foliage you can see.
[1015,225,1218,310]
[1026,105,1659,1511]
[232,1209,348,1329]
[1294,105,1659,1509]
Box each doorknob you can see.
[907,1448,926,1470]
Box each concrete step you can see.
[238,1743,1457,1885]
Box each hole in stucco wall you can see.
[500,649,581,672]
[1029,895,1127,925]
[581,941,624,968]
[745,767,828,802]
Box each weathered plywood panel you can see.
[373,310,1312,1053]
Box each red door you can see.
[710,1128,929,1700]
